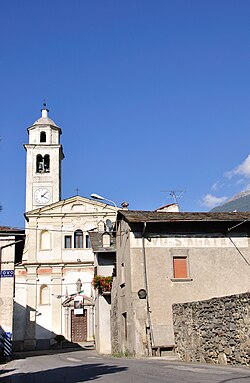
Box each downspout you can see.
[142,222,154,356]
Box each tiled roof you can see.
[117,210,250,223]
[0,226,24,233]
[88,232,116,252]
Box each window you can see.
[102,233,110,247]
[36,154,50,173]
[74,229,83,248]
[44,155,50,172]
[122,312,128,341]
[36,154,43,173]
[85,234,91,248]
[40,131,46,142]
[40,285,50,305]
[64,235,72,248]
[40,230,50,250]
[120,263,125,287]
[173,256,188,279]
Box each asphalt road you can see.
[1,349,250,383]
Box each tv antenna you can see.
[160,190,185,211]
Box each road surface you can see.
[1,349,249,383]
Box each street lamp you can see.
[91,193,117,208]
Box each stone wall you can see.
[173,292,250,366]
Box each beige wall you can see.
[94,252,114,354]
[0,236,15,335]
[113,221,250,356]
[14,197,117,350]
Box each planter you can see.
[93,275,112,295]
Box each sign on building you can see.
[74,295,84,315]
[0,270,14,278]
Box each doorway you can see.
[71,309,87,342]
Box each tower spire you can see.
[41,99,49,118]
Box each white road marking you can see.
[164,365,232,375]
[66,357,82,362]
[87,356,102,359]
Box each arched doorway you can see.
[62,296,94,344]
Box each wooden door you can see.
[71,309,87,342]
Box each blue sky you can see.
[0,1,250,227]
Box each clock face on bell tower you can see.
[24,104,64,212]
[34,188,51,205]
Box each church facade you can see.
[13,106,117,351]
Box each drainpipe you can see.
[142,222,154,356]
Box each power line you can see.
[15,281,92,286]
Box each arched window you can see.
[44,155,50,172]
[36,154,50,173]
[74,229,83,248]
[40,285,50,305]
[36,154,43,173]
[102,232,111,247]
[40,131,46,143]
[40,230,50,250]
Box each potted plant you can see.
[92,275,113,294]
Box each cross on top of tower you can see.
[41,99,49,117]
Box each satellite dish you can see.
[106,219,113,231]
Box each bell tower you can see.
[24,103,64,212]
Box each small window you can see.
[40,285,50,305]
[173,256,188,279]
[65,235,72,249]
[122,312,128,341]
[40,230,50,250]
[36,154,50,173]
[102,233,110,247]
[74,229,83,248]
[120,263,125,287]
[44,155,50,172]
[40,131,46,142]
[85,235,91,248]
[36,154,43,173]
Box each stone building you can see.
[13,106,117,351]
[111,210,250,357]
[0,226,24,356]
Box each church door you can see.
[71,310,87,342]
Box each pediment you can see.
[25,195,117,217]
[62,295,94,307]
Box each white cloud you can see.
[225,154,250,179]
[211,180,224,192]
[201,194,228,208]
[236,178,245,185]
[242,183,250,191]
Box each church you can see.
[13,105,117,351]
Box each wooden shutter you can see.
[173,257,187,278]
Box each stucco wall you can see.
[173,293,250,366]
[14,198,117,350]
[0,236,15,335]
[112,223,250,357]
[94,252,114,354]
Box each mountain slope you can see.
[210,191,250,212]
